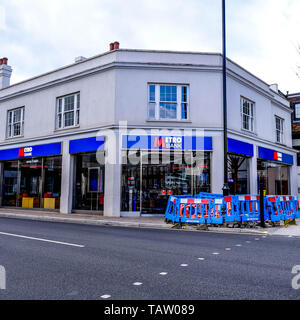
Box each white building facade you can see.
[0,46,297,217]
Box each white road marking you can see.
[180,264,188,267]
[133,282,143,286]
[0,231,85,248]
[262,236,267,238]
[225,248,231,251]
[246,241,251,243]
[159,272,168,276]
[236,244,242,247]
[212,252,220,255]
[198,258,205,260]
[101,295,111,299]
[255,238,260,240]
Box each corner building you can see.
[0,45,297,217]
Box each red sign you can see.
[154,137,165,148]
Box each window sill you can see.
[5,135,25,141]
[275,141,287,147]
[54,125,80,133]
[241,128,257,136]
[146,119,192,123]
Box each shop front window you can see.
[73,152,105,212]
[121,150,141,212]
[1,156,62,209]
[2,161,19,207]
[257,160,290,195]
[121,150,211,214]
[228,154,249,195]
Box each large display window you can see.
[73,152,105,212]
[228,154,250,195]
[257,159,290,195]
[121,150,211,214]
[2,156,62,209]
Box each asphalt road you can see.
[0,217,299,300]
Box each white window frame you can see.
[294,103,300,120]
[56,93,80,129]
[240,97,255,132]
[7,107,25,138]
[275,116,284,144]
[148,84,189,121]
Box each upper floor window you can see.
[294,103,300,120]
[241,97,254,132]
[56,93,80,129]
[148,84,189,120]
[275,116,284,144]
[7,107,24,138]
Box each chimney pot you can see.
[114,41,120,50]
[109,43,114,51]
[2,57,8,65]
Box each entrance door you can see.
[19,158,42,208]
[141,152,192,214]
[74,152,105,212]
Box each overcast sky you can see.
[0,0,300,93]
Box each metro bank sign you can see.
[153,136,183,149]
[18,147,33,157]
[122,135,213,151]
[0,142,62,161]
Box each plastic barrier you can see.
[237,195,260,222]
[223,196,240,223]
[265,196,281,222]
[277,196,295,221]
[165,193,300,226]
[210,198,224,225]
[293,200,300,219]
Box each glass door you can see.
[73,152,105,212]
[141,151,192,214]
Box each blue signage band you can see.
[122,135,213,151]
[69,136,105,154]
[258,146,293,165]
[228,138,254,157]
[0,142,62,161]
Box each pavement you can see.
[0,208,299,236]
[0,217,300,300]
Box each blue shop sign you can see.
[122,135,213,151]
[258,146,294,165]
[0,142,62,161]
[228,138,254,157]
[69,136,105,154]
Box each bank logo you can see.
[274,152,282,162]
[18,147,33,157]
[0,265,5,290]
[153,136,182,149]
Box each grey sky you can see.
[1,0,299,93]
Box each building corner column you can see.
[103,130,121,217]
[60,140,74,214]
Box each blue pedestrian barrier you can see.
[165,193,300,226]
[237,195,260,222]
[210,198,224,225]
[265,196,282,222]
[223,196,241,223]
[293,200,300,219]
[277,196,295,221]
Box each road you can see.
[0,217,299,300]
